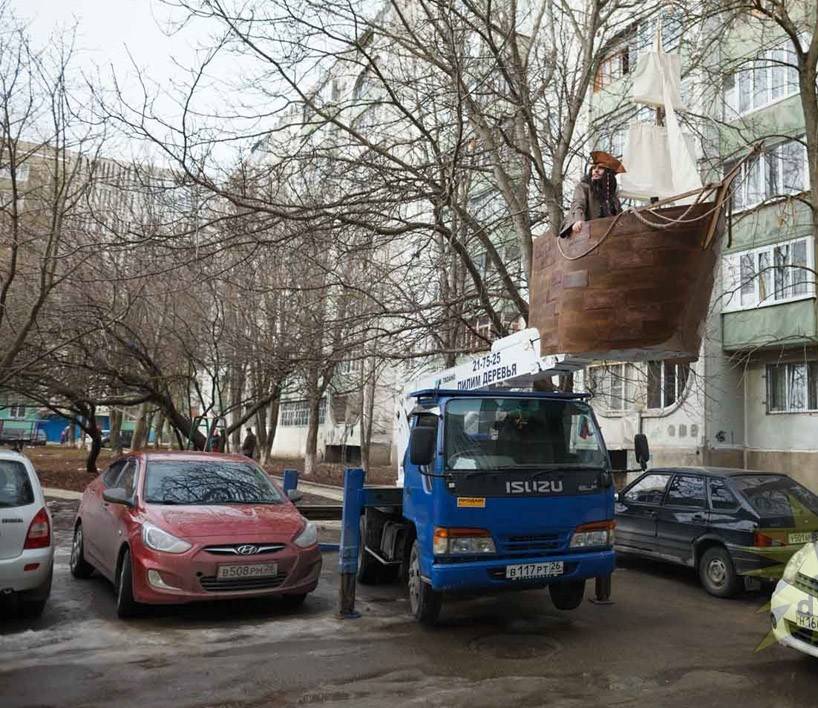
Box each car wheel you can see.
[115,548,141,618]
[357,515,382,585]
[407,540,441,625]
[699,546,741,598]
[70,523,95,579]
[549,580,586,610]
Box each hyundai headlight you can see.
[782,542,815,584]
[294,521,318,548]
[142,522,192,554]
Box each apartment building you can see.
[585,10,818,489]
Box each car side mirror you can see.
[287,489,303,503]
[614,492,620,502]
[634,434,650,471]
[409,426,436,466]
[103,488,134,507]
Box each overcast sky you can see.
[11,0,256,165]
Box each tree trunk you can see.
[361,361,377,472]
[84,410,102,474]
[109,408,123,456]
[153,412,165,448]
[131,403,148,450]
[260,395,280,466]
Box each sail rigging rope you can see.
[556,184,734,261]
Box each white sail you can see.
[618,30,702,201]
[629,32,686,111]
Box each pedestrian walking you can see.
[241,427,257,459]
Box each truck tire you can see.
[549,579,586,610]
[357,515,382,585]
[408,540,441,625]
[698,545,742,598]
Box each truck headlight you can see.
[570,521,615,549]
[782,542,815,584]
[142,522,192,554]
[433,527,496,555]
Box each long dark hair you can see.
[587,167,619,218]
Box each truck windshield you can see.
[444,397,606,471]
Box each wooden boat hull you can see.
[529,202,722,361]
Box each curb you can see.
[44,487,83,500]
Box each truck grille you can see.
[497,533,566,557]
[794,572,818,599]
[199,573,287,592]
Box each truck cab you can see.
[361,388,616,624]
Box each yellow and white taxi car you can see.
[772,541,818,657]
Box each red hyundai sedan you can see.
[70,451,321,618]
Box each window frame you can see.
[279,398,327,427]
[722,235,816,313]
[622,472,672,506]
[723,40,800,120]
[708,478,741,512]
[725,138,808,213]
[766,361,818,413]
[646,360,690,410]
[663,474,707,509]
[588,363,636,413]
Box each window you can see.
[117,462,137,497]
[7,404,26,419]
[709,479,739,511]
[102,460,126,488]
[646,361,690,409]
[767,362,818,412]
[0,164,30,182]
[594,45,630,92]
[665,475,706,508]
[724,41,799,118]
[588,364,636,412]
[280,398,327,427]
[726,138,808,211]
[722,236,815,312]
[0,460,34,508]
[623,473,671,505]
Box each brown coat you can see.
[559,180,622,237]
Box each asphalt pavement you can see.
[1,498,816,708]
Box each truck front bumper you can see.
[428,549,615,592]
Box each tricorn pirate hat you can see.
[590,150,626,174]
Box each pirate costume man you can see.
[559,151,626,238]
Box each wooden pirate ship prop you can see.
[529,33,755,362]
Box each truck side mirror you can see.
[409,426,436,466]
[634,433,650,471]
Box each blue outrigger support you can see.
[282,467,403,619]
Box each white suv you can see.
[0,450,54,617]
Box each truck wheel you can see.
[357,516,382,585]
[549,580,586,610]
[407,540,441,625]
[698,546,741,598]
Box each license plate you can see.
[796,613,818,631]
[505,562,564,580]
[217,563,277,579]
[788,532,818,545]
